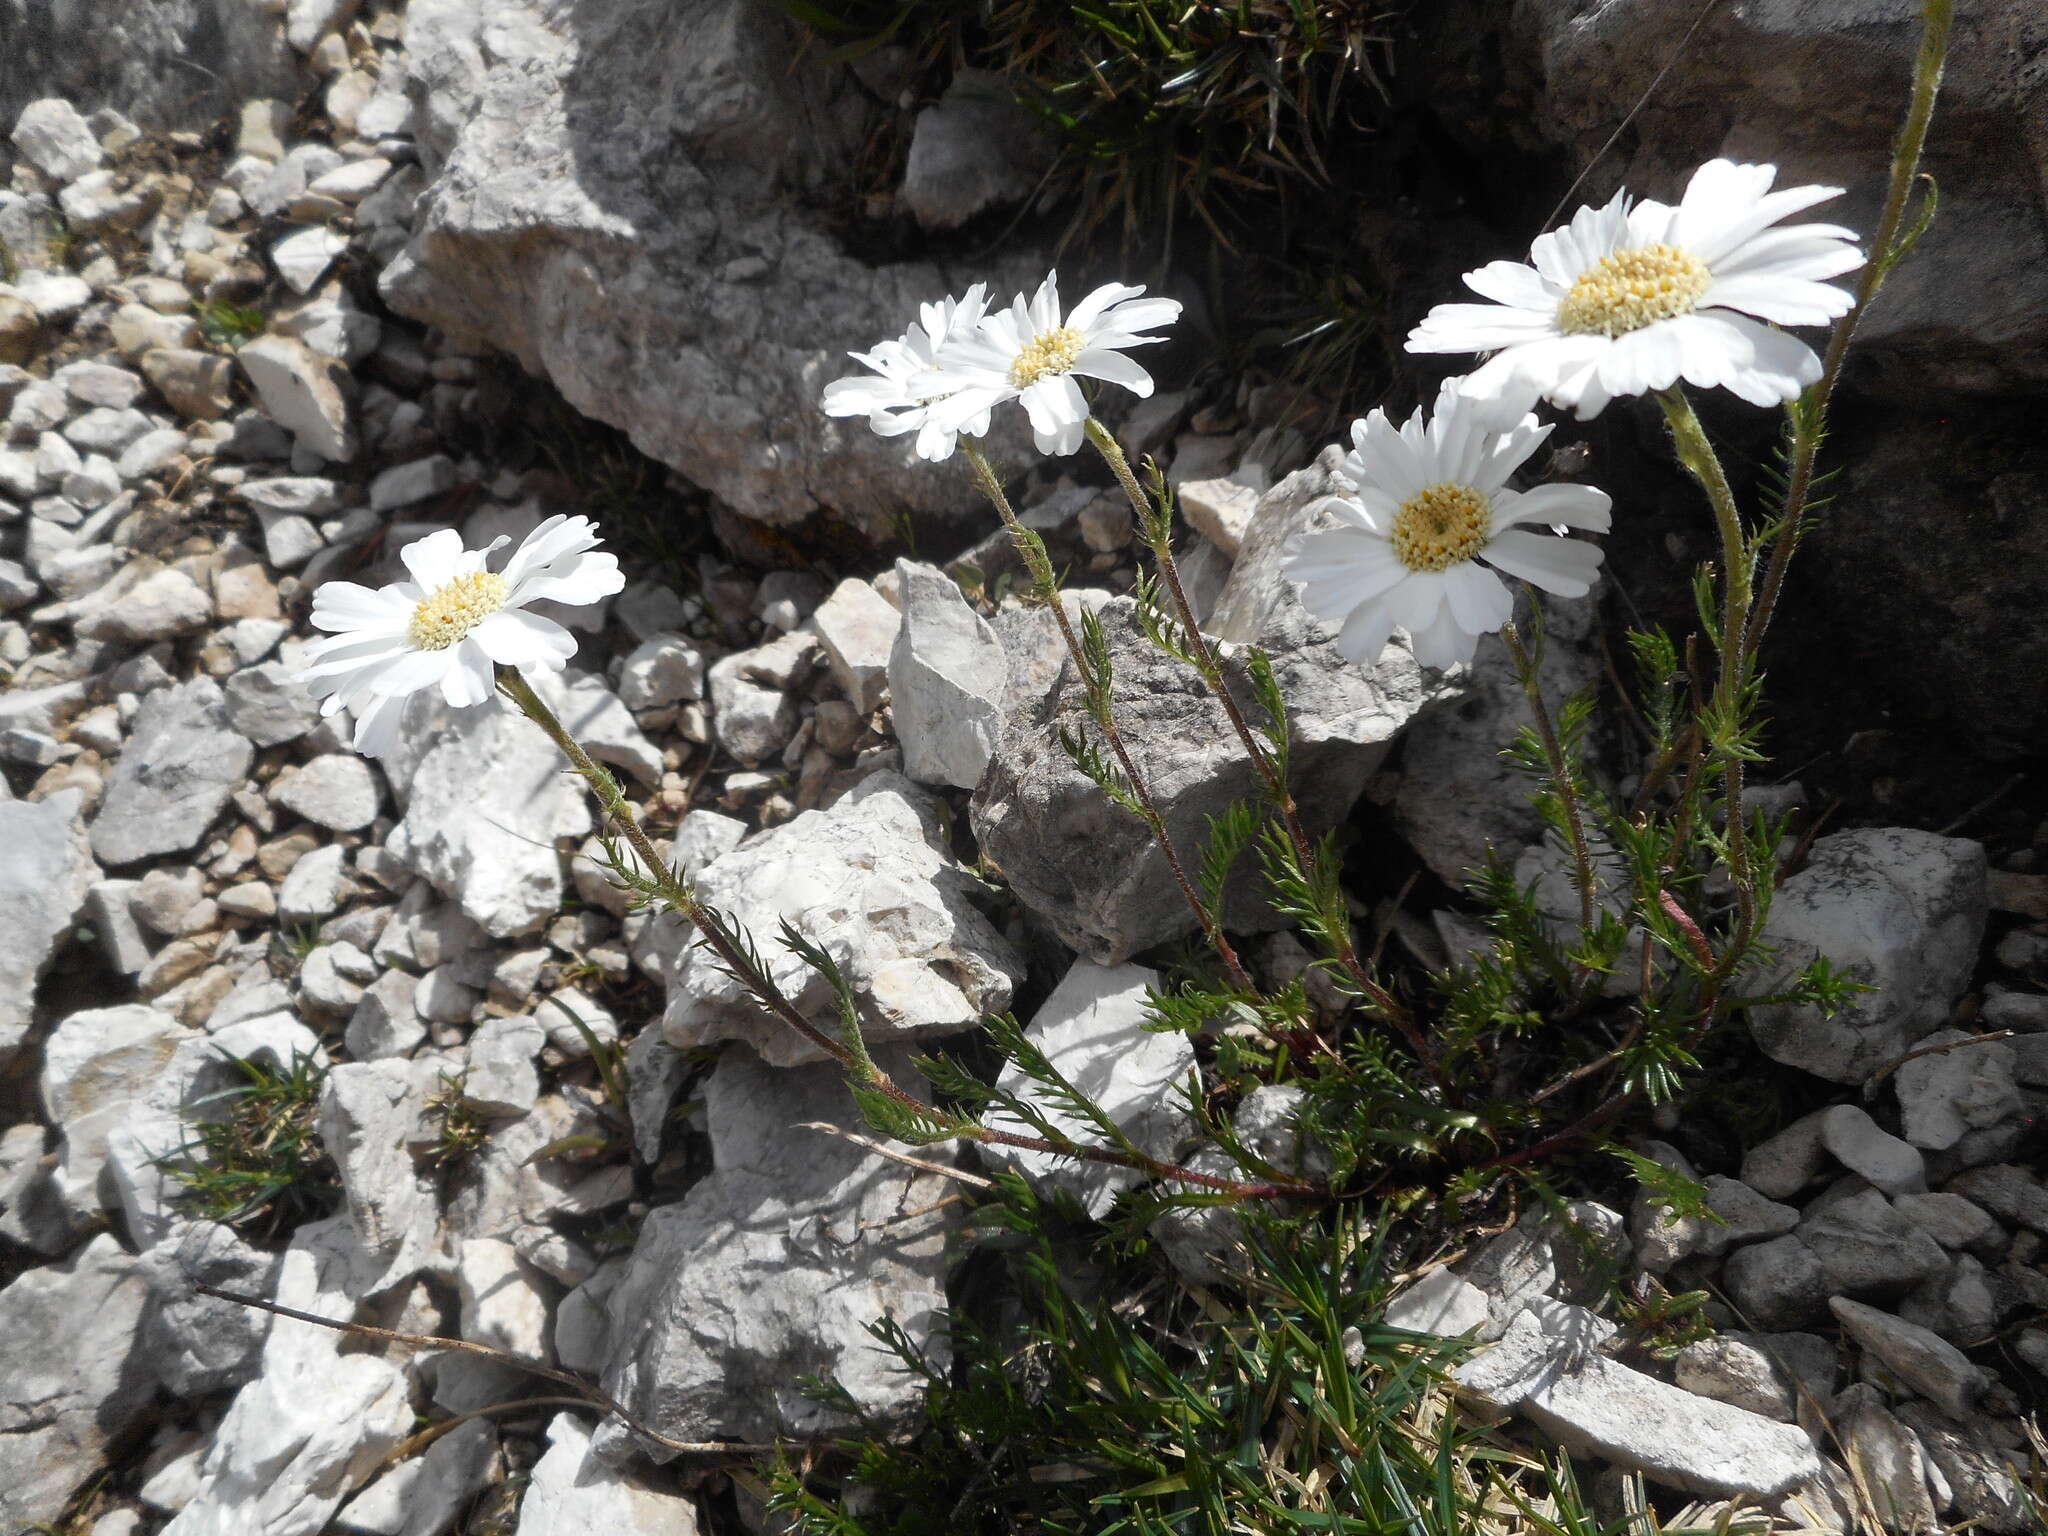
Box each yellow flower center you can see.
[1555,243,1713,337]
[407,569,509,651]
[1391,482,1492,573]
[1008,325,1086,389]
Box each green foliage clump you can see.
[164,1051,339,1239]
[197,299,266,346]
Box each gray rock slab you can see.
[161,1217,412,1536]
[983,958,1191,1219]
[888,558,1004,789]
[385,696,592,939]
[814,575,900,716]
[1746,828,1985,1084]
[0,787,95,1058]
[272,753,383,832]
[0,1233,156,1532]
[137,1220,277,1398]
[518,1412,701,1533]
[1819,1104,1926,1194]
[596,1049,954,1452]
[92,677,254,866]
[379,0,1039,540]
[1894,1027,2024,1151]
[660,770,1021,1067]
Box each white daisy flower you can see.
[820,284,993,462]
[1282,383,1612,671]
[1408,159,1863,424]
[923,269,1181,456]
[297,515,625,757]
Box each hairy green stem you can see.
[1744,0,1953,661]
[499,667,1303,1198]
[960,441,1254,994]
[1501,620,1599,941]
[1082,416,1421,1048]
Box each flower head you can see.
[821,285,992,462]
[925,270,1181,455]
[1282,384,1611,671]
[1408,160,1862,424]
[297,515,625,756]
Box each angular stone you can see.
[983,959,1191,1219]
[1894,1027,2024,1151]
[977,456,1461,962]
[345,969,425,1061]
[1722,1234,1830,1330]
[74,566,213,641]
[0,1234,154,1533]
[385,696,591,939]
[1384,1267,1491,1337]
[1820,1104,1926,1194]
[1742,1108,1833,1200]
[660,771,1021,1067]
[11,98,103,182]
[1831,1384,1941,1536]
[41,1002,193,1220]
[615,631,704,711]
[91,678,253,866]
[272,753,382,832]
[379,0,1040,539]
[597,1049,953,1451]
[318,1059,442,1294]
[1747,829,1986,1084]
[278,842,350,925]
[238,334,356,463]
[813,575,901,716]
[161,1217,411,1536]
[272,226,348,295]
[1797,1187,1950,1297]
[0,788,95,1060]
[136,1220,276,1398]
[137,348,228,422]
[705,651,798,767]
[888,558,1004,790]
[462,1013,545,1116]
[520,1412,702,1533]
[1945,1164,2048,1235]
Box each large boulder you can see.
[974,454,1464,963]
[0,3,298,133]
[381,0,1039,542]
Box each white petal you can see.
[1384,570,1446,633]
[1407,605,1479,671]
[1067,281,1146,332]
[1688,311,1821,403]
[310,580,413,634]
[351,694,410,758]
[1710,225,1863,281]
[1407,302,1561,354]
[400,528,466,592]
[1092,295,1182,337]
[1443,561,1515,636]
[1069,347,1154,397]
[1335,600,1397,667]
[1023,375,1088,455]
[1482,529,1604,596]
[440,639,497,708]
[471,608,578,670]
[1462,260,1556,310]
[1700,273,1855,327]
[1494,482,1612,534]
[506,550,624,610]
[1688,183,1846,266]
[1356,408,1431,502]
[1594,321,1689,401]
[501,514,596,589]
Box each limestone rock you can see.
[0,1234,156,1532]
[977,456,1460,962]
[92,677,254,866]
[239,334,357,463]
[0,787,95,1059]
[1819,1104,1926,1194]
[888,558,1005,790]
[1894,1027,2023,1151]
[813,575,901,716]
[518,1412,700,1533]
[597,1049,954,1451]
[981,959,1192,1219]
[661,771,1021,1067]
[318,1058,443,1295]
[899,67,1048,232]
[386,697,592,939]
[11,98,104,181]
[41,1002,194,1221]
[1746,829,1986,1084]
[162,1217,412,1536]
[137,1220,277,1398]
[272,753,383,832]
[380,0,1038,540]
